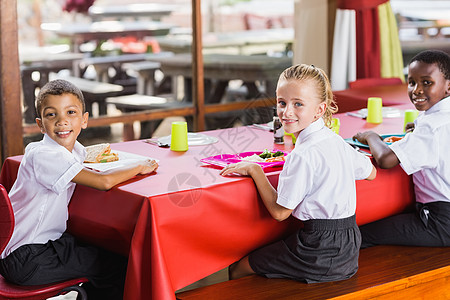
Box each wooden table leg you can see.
[123,122,135,141]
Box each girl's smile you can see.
[276,78,326,137]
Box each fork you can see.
[144,139,170,148]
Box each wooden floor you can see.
[177,245,450,299]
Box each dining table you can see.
[0,103,416,300]
[146,53,292,103]
[156,28,294,55]
[41,21,174,53]
[20,49,86,123]
[88,3,178,22]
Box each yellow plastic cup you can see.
[331,117,340,135]
[366,97,383,124]
[403,109,419,132]
[170,121,188,152]
[284,132,296,145]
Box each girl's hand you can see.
[220,162,261,177]
[139,159,159,175]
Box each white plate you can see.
[358,107,402,118]
[83,150,158,172]
[157,133,218,146]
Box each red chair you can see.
[349,77,403,89]
[0,184,88,300]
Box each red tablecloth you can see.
[334,83,410,113]
[0,111,414,300]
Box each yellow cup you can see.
[170,121,188,152]
[284,132,296,144]
[366,97,383,124]
[331,117,340,135]
[403,109,419,132]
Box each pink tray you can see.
[201,151,289,170]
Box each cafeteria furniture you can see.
[156,28,293,55]
[333,83,410,113]
[88,3,177,22]
[177,245,450,299]
[41,21,174,53]
[105,94,191,140]
[0,110,415,300]
[121,61,161,96]
[20,51,85,123]
[0,184,89,300]
[75,52,173,84]
[148,53,292,103]
[57,75,124,117]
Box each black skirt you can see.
[248,215,361,283]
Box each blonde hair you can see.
[279,64,338,128]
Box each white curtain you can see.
[330,9,356,91]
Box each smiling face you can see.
[36,93,89,152]
[276,78,326,137]
[407,61,450,111]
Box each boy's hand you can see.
[352,131,381,145]
[405,122,415,133]
[140,159,159,175]
[220,162,261,177]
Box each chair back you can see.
[0,184,14,255]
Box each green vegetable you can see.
[273,151,284,157]
[259,149,272,159]
[259,149,284,159]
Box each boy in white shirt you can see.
[353,49,450,247]
[0,79,158,299]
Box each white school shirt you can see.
[390,96,450,204]
[277,118,373,221]
[1,134,86,258]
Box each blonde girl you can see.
[221,64,376,283]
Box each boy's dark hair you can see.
[35,79,85,118]
[409,50,450,80]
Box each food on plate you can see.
[259,149,285,159]
[383,136,404,143]
[265,156,285,162]
[84,143,119,163]
[241,154,265,162]
[241,150,285,163]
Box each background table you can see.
[156,28,294,55]
[148,53,292,103]
[0,109,414,300]
[88,3,177,22]
[20,50,85,123]
[41,21,174,52]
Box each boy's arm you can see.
[353,131,400,169]
[220,162,293,222]
[72,160,158,191]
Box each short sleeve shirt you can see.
[1,134,86,258]
[390,96,450,204]
[277,118,373,221]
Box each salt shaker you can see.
[273,107,284,144]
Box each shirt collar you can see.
[42,134,86,163]
[425,95,450,115]
[296,118,325,145]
